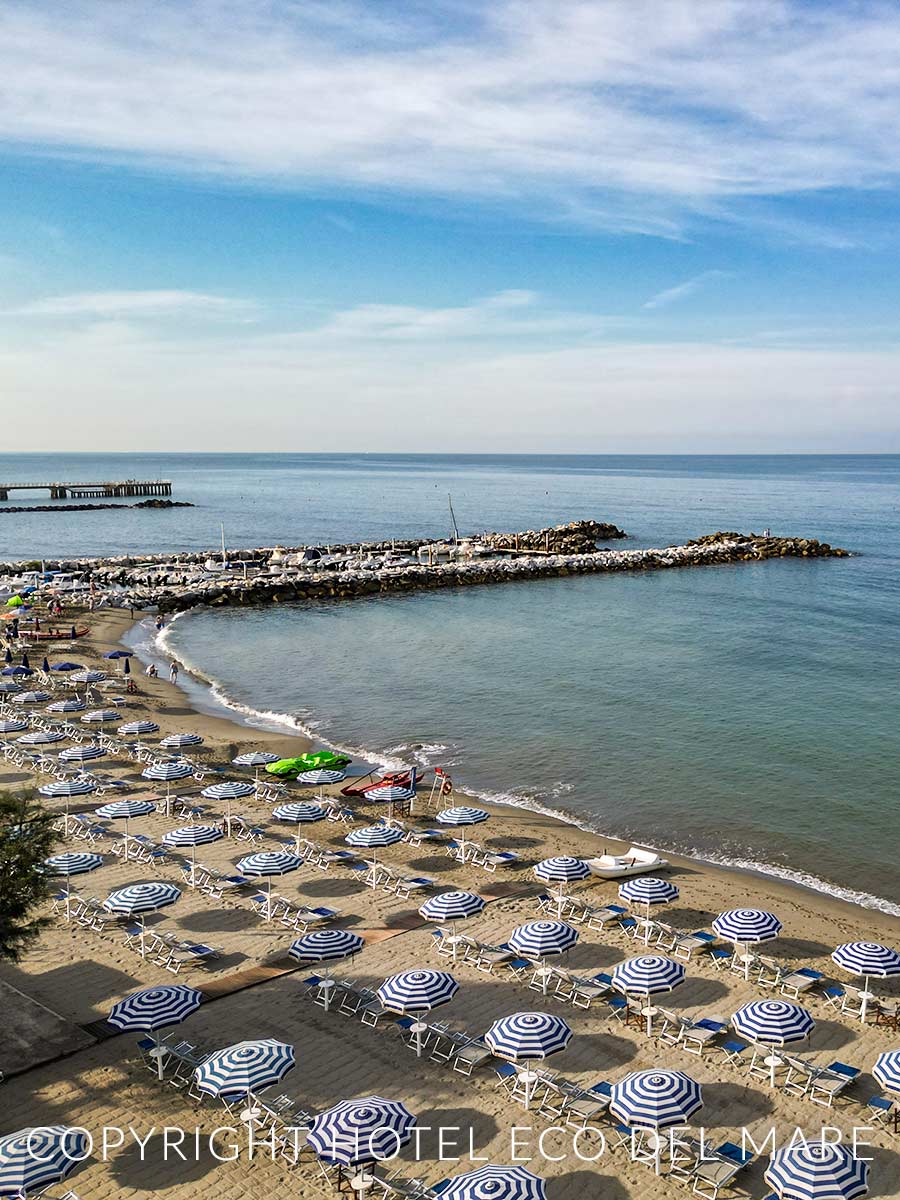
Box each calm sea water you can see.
[4,453,900,911]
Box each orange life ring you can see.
[441,778,453,796]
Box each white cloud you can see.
[643,270,730,310]
[3,1,900,233]
[7,290,256,319]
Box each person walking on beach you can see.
[169,661,178,684]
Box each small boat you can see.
[19,627,90,641]
[341,769,414,797]
[584,846,669,879]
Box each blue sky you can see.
[2,0,900,451]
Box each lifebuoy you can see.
[441,778,453,796]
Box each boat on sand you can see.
[584,846,668,878]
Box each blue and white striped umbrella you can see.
[534,856,590,884]
[436,806,489,827]
[0,1126,90,1196]
[39,777,97,797]
[419,891,485,923]
[610,1069,703,1131]
[59,743,107,762]
[766,1142,869,1200]
[46,851,103,875]
[238,850,303,876]
[118,719,160,735]
[13,690,51,703]
[0,682,21,694]
[873,1050,900,1095]
[0,718,26,732]
[300,768,347,785]
[832,942,900,1022]
[143,760,194,782]
[81,708,120,722]
[364,784,414,804]
[486,1013,572,1105]
[289,929,364,963]
[307,1096,415,1166]
[378,969,458,1012]
[714,908,782,944]
[233,751,280,767]
[97,799,155,819]
[201,781,255,800]
[194,1039,295,1098]
[103,882,181,915]
[47,698,86,713]
[273,802,327,823]
[160,732,204,749]
[439,1166,546,1200]
[611,955,686,1032]
[70,670,107,683]
[732,1000,814,1068]
[17,729,66,745]
[619,876,679,905]
[163,823,223,848]
[378,969,459,1054]
[108,984,203,1032]
[345,824,405,849]
[508,920,578,960]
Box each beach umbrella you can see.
[299,768,347,785]
[619,876,680,944]
[108,984,203,1079]
[201,780,254,833]
[102,881,180,956]
[873,1050,900,1095]
[2,665,33,677]
[713,908,782,979]
[732,1000,814,1085]
[163,823,224,882]
[0,718,27,733]
[534,856,590,917]
[194,1039,295,1119]
[436,805,489,859]
[118,719,160,736]
[160,732,204,749]
[103,650,134,659]
[765,1141,869,1200]
[237,850,303,919]
[832,942,900,1023]
[47,697,86,713]
[142,758,194,814]
[438,1167,546,1200]
[81,708,121,723]
[289,929,365,1011]
[59,743,107,762]
[17,729,66,745]
[13,690,50,704]
[0,682,21,694]
[39,777,97,797]
[2,647,9,664]
[419,890,485,959]
[0,1126,90,1197]
[70,670,106,684]
[306,1096,415,1175]
[485,1013,572,1109]
[45,850,104,920]
[612,955,686,1035]
[345,823,404,880]
[52,662,84,672]
[96,798,156,860]
[377,969,459,1056]
[611,1069,703,1130]
[232,750,280,783]
[508,920,579,995]
[123,658,131,676]
[364,783,415,819]
[20,653,30,668]
[41,656,50,674]
[273,801,327,851]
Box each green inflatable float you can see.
[265,751,352,778]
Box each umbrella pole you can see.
[140,914,146,958]
[557,882,565,919]
[542,958,549,997]
[861,977,870,1024]
[156,1028,165,1080]
[124,815,130,861]
[644,902,652,945]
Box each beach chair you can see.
[480,850,519,872]
[875,999,900,1031]
[680,1017,727,1055]
[840,987,867,1019]
[472,944,515,973]
[779,967,823,999]
[451,1037,492,1077]
[720,1039,749,1066]
[865,1095,895,1128]
[562,1081,611,1129]
[691,1142,754,1199]
[673,931,717,961]
[807,1061,860,1107]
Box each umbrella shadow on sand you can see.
[110,1130,221,1190]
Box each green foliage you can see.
[0,790,57,961]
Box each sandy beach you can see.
[1,606,899,1200]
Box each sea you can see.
[2,452,899,913]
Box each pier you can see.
[0,479,172,501]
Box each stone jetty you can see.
[0,523,846,614]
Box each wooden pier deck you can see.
[0,479,172,501]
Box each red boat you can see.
[341,769,416,798]
[18,626,90,641]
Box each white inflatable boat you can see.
[584,846,669,879]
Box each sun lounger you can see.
[690,1142,754,1199]
[479,850,519,872]
[779,967,823,999]
[807,1060,860,1107]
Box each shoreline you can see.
[114,606,900,928]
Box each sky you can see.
[2,0,900,452]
